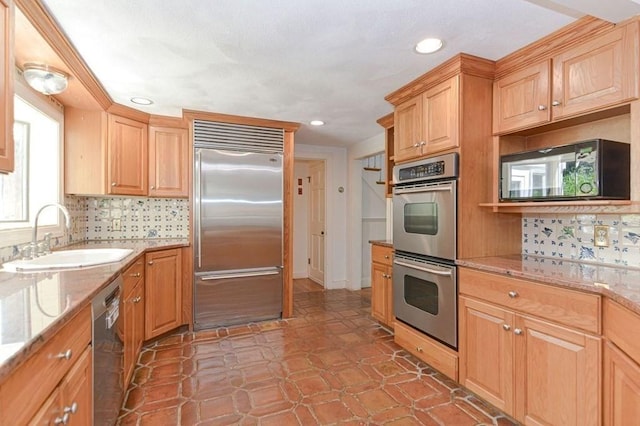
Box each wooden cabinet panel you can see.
[423,75,459,154]
[493,61,551,134]
[604,298,640,363]
[149,125,189,197]
[552,24,638,120]
[459,267,600,333]
[60,346,92,426]
[108,114,148,195]
[394,95,423,163]
[122,257,144,386]
[370,244,393,329]
[459,297,514,412]
[145,248,183,339]
[371,244,393,267]
[0,0,13,173]
[515,315,601,426]
[604,341,640,426]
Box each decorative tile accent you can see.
[523,214,640,267]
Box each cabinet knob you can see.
[416,346,424,353]
[537,105,547,111]
[420,141,426,146]
[111,182,117,187]
[514,328,523,335]
[133,296,142,303]
[130,272,141,278]
[64,402,78,414]
[551,100,561,107]
[384,255,389,259]
[148,260,154,265]
[54,413,70,425]
[508,291,518,298]
[151,185,155,190]
[413,142,420,148]
[55,349,72,360]
[502,324,511,331]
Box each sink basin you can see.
[2,248,134,272]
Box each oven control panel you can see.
[393,152,459,185]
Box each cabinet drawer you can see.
[0,304,91,425]
[459,268,600,334]
[123,256,145,297]
[372,244,393,266]
[604,299,640,364]
[394,321,458,380]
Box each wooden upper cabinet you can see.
[0,0,13,174]
[552,24,639,120]
[148,125,189,197]
[108,114,148,196]
[394,75,459,163]
[493,60,551,134]
[423,75,459,155]
[394,95,422,163]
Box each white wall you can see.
[360,154,387,286]
[293,162,310,278]
[294,143,348,289]
[346,132,386,290]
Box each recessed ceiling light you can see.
[310,120,325,126]
[415,38,443,54]
[130,97,153,105]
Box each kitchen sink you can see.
[2,248,134,272]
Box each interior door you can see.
[308,160,325,285]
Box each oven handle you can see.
[394,185,453,195]
[394,259,453,276]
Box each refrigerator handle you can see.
[194,150,202,269]
[200,269,281,281]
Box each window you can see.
[0,78,64,246]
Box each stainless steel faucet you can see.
[30,203,72,257]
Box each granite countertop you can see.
[458,254,640,316]
[0,238,189,381]
[369,240,394,248]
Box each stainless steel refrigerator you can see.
[193,120,283,330]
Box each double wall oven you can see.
[392,153,458,349]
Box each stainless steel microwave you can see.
[500,139,630,202]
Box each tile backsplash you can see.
[0,195,189,264]
[523,214,640,268]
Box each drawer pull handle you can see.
[64,402,78,414]
[537,105,547,111]
[111,182,117,187]
[514,328,523,336]
[148,260,154,265]
[384,255,389,259]
[502,324,511,331]
[551,100,561,107]
[55,349,72,360]
[130,272,141,277]
[54,413,70,424]
[416,346,424,353]
[508,291,518,298]
[133,296,142,303]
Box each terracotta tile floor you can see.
[118,280,518,425]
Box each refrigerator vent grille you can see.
[193,120,284,153]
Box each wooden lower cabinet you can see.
[603,341,640,425]
[460,291,601,425]
[145,248,183,340]
[371,244,393,329]
[122,258,145,387]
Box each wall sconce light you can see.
[22,63,69,95]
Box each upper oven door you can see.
[393,180,456,261]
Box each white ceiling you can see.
[39,0,640,146]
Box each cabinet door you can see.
[384,266,394,328]
[133,282,145,361]
[145,248,183,339]
[148,126,189,197]
[60,347,92,426]
[459,297,514,413]
[371,262,388,324]
[603,341,640,426]
[515,315,600,426]
[123,287,136,387]
[493,61,551,134]
[394,95,422,163]
[423,75,459,154]
[28,388,61,425]
[552,24,639,119]
[108,114,148,195]
[0,0,13,173]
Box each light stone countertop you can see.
[457,254,640,316]
[0,238,189,382]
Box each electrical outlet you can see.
[594,225,609,247]
[112,218,122,231]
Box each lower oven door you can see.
[393,252,457,349]
[392,180,456,261]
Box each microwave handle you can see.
[393,259,453,276]
[394,185,453,195]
